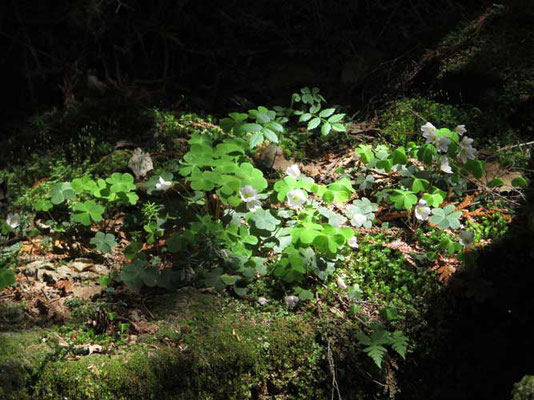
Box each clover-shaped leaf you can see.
[355,144,375,164]
[411,178,429,193]
[356,174,375,190]
[71,200,105,226]
[34,199,53,212]
[465,160,484,179]
[273,247,307,282]
[250,209,280,231]
[106,173,136,193]
[391,146,408,165]
[90,232,117,254]
[50,182,75,205]
[188,169,218,191]
[273,176,299,201]
[318,207,347,228]
[204,267,227,290]
[323,178,354,204]
[313,233,344,254]
[119,258,159,291]
[422,189,445,207]
[429,204,462,230]
[220,274,239,286]
[235,162,268,190]
[214,140,246,157]
[389,190,418,211]
[220,112,249,132]
[71,176,107,197]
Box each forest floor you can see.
[2,3,534,399]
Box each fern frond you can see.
[389,331,408,359]
[364,344,388,368]
[357,329,389,368]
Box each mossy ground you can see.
[1,291,352,399]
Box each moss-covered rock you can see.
[0,329,54,400]
[1,292,356,399]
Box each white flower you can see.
[434,135,451,153]
[337,276,347,290]
[351,213,367,228]
[284,295,299,309]
[286,189,307,208]
[155,176,172,191]
[421,122,437,143]
[459,230,474,247]
[456,125,467,136]
[440,156,453,174]
[348,236,359,249]
[459,136,474,148]
[258,296,269,305]
[285,164,301,179]
[457,136,477,164]
[246,199,262,212]
[239,185,259,202]
[6,213,20,229]
[414,199,431,221]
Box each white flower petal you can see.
[337,277,347,290]
[434,136,451,153]
[414,199,431,221]
[239,185,259,202]
[421,122,437,143]
[286,189,307,208]
[459,136,474,149]
[456,125,467,136]
[348,236,359,249]
[440,156,453,174]
[246,199,262,212]
[155,176,172,191]
[351,213,367,227]
[457,136,476,163]
[285,164,301,179]
[6,213,20,229]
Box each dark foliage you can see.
[0,0,487,126]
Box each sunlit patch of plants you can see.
[0,88,530,368]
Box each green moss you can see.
[380,97,473,144]
[0,293,343,399]
[0,329,54,400]
[346,233,439,311]
[512,375,534,400]
[148,108,221,140]
[91,150,131,176]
